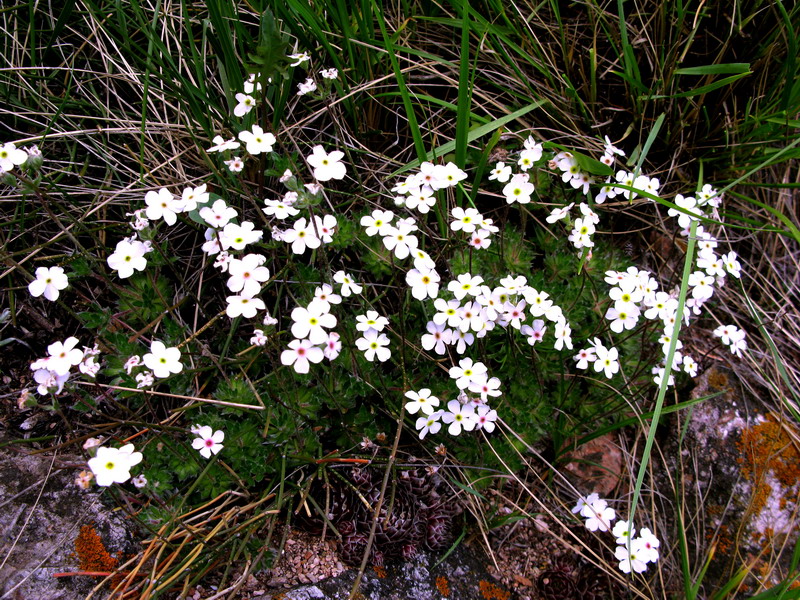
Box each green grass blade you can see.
[627,219,698,541]
[391,100,545,176]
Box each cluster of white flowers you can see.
[280,280,347,374]
[122,340,183,389]
[713,324,747,358]
[405,361,500,440]
[29,337,100,396]
[573,493,661,574]
[419,275,572,357]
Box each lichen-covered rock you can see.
[0,434,135,600]
[270,545,514,600]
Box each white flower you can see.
[502,173,534,204]
[234,93,256,117]
[200,199,238,228]
[668,194,702,228]
[144,188,182,226]
[220,220,263,251]
[360,209,396,236]
[333,270,362,296]
[107,239,148,279]
[421,321,452,355]
[43,336,83,377]
[430,162,467,189]
[449,357,488,390]
[250,329,268,346]
[572,495,600,520]
[124,355,141,375]
[307,145,346,181]
[503,300,527,329]
[283,217,321,254]
[468,376,502,400]
[450,207,483,233]
[263,198,300,220]
[613,519,636,546]
[406,268,440,300]
[281,339,324,374]
[291,304,337,344]
[683,355,698,377]
[520,319,546,345]
[404,185,436,213]
[225,156,244,172]
[632,528,661,563]
[488,162,512,182]
[28,266,69,301]
[180,184,210,211]
[289,52,310,66]
[573,347,596,369]
[323,332,342,360]
[143,341,183,378]
[79,356,100,378]
[191,426,225,459]
[594,345,620,378]
[415,411,443,439]
[355,330,391,362]
[447,273,484,300]
[355,310,388,334]
[473,405,498,432]
[320,68,339,79]
[238,125,276,155]
[688,271,715,301]
[136,371,154,388]
[722,251,742,279]
[309,284,341,314]
[87,444,143,486]
[227,254,270,298]
[433,298,462,328]
[469,229,492,250]
[605,305,641,333]
[0,142,28,171]
[226,295,266,319]
[615,544,648,574]
[441,399,477,436]
[131,474,148,488]
[297,78,317,95]
[382,224,418,259]
[207,135,241,152]
[404,388,440,416]
[312,214,337,243]
[553,320,573,351]
[583,498,615,532]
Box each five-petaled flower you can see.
[191,426,225,459]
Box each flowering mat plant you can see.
[1,2,799,599]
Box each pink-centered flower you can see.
[191,426,224,459]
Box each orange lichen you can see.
[372,565,387,579]
[706,369,730,390]
[479,580,510,600]
[74,525,118,576]
[436,575,451,597]
[737,415,800,524]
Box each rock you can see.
[0,433,135,600]
[268,545,515,600]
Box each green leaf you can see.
[674,63,750,75]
